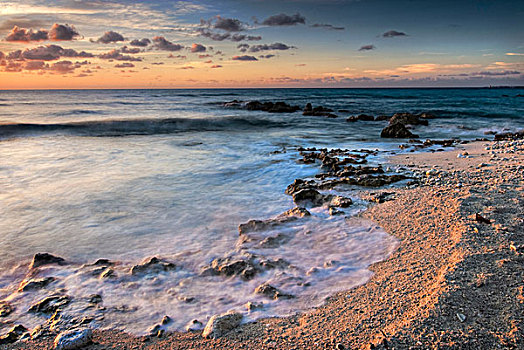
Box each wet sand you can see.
[4,139,523,349]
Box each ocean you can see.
[0,88,523,334]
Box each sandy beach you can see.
[3,137,521,350]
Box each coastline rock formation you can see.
[202,311,243,339]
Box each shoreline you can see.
[3,138,523,349]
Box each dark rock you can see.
[0,301,14,317]
[338,109,350,113]
[223,100,242,108]
[329,207,344,216]
[418,112,437,119]
[303,105,335,117]
[161,315,171,325]
[304,103,312,112]
[369,192,396,203]
[99,268,115,279]
[268,101,300,113]
[357,114,374,121]
[259,233,291,248]
[30,253,65,269]
[88,294,103,305]
[280,206,311,218]
[28,295,71,314]
[389,113,428,126]
[375,115,390,121]
[292,188,332,207]
[18,277,55,292]
[54,328,93,350]
[245,301,263,311]
[206,256,258,280]
[0,325,28,345]
[475,213,491,224]
[254,283,294,300]
[186,319,204,332]
[346,116,358,122]
[91,259,113,266]
[494,130,524,141]
[381,123,419,138]
[130,257,176,276]
[330,196,353,208]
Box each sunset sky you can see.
[0,0,523,89]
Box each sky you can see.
[0,0,523,89]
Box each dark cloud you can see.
[475,70,521,76]
[180,66,194,69]
[5,26,48,42]
[237,43,250,53]
[382,30,407,38]
[211,64,222,68]
[49,24,79,41]
[24,60,46,70]
[199,29,231,41]
[129,38,151,47]
[199,54,212,59]
[214,16,245,32]
[115,62,135,68]
[262,13,306,26]
[191,43,206,53]
[48,60,78,74]
[232,55,258,61]
[260,54,275,59]
[249,43,294,52]
[151,62,164,65]
[17,45,93,61]
[4,61,23,72]
[95,31,125,44]
[152,36,184,51]
[7,50,22,60]
[59,48,94,58]
[168,54,187,59]
[311,23,345,30]
[359,44,376,51]
[120,46,141,54]
[98,49,142,61]
[0,52,4,60]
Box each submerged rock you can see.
[130,257,176,276]
[18,277,55,292]
[330,196,353,208]
[0,325,27,345]
[186,319,204,332]
[28,295,71,314]
[254,283,294,300]
[30,253,65,269]
[380,123,418,138]
[202,311,243,339]
[0,301,14,317]
[389,113,429,126]
[208,256,258,280]
[54,328,92,350]
[245,301,263,311]
[259,233,291,248]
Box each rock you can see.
[161,315,172,325]
[303,105,335,117]
[285,179,315,195]
[223,100,242,108]
[130,257,176,276]
[18,277,55,292]
[99,268,115,279]
[245,301,263,311]
[28,295,71,314]
[357,114,374,121]
[53,328,92,350]
[202,311,243,339]
[346,116,358,122]
[304,103,312,112]
[475,213,491,224]
[238,219,273,234]
[375,115,390,121]
[254,283,294,300]
[329,207,344,216]
[206,256,258,280]
[91,258,113,266]
[244,100,300,113]
[389,113,429,126]
[259,233,291,248]
[147,324,164,337]
[292,188,332,207]
[0,301,14,317]
[456,313,466,323]
[0,325,27,345]
[330,196,353,208]
[186,319,204,332]
[494,130,524,140]
[380,123,419,138]
[88,294,103,305]
[30,253,65,269]
[280,206,311,218]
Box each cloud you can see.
[382,30,407,38]
[16,45,93,61]
[199,29,231,41]
[95,31,125,44]
[7,50,22,60]
[262,13,306,26]
[232,55,258,61]
[5,26,48,42]
[474,70,521,76]
[506,53,524,56]
[311,23,345,30]
[48,24,79,41]
[213,16,245,32]
[260,54,275,59]
[237,43,250,53]
[191,43,206,53]
[359,44,375,51]
[152,36,184,51]
[24,60,46,70]
[295,63,306,66]
[249,43,294,52]
[199,54,212,58]
[120,46,141,54]
[0,18,48,31]
[211,64,222,68]
[98,49,142,61]
[180,66,194,69]
[48,60,78,74]
[130,38,151,47]
[115,62,135,68]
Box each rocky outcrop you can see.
[292,188,333,207]
[30,253,65,269]
[303,105,338,118]
[347,114,374,122]
[380,122,419,138]
[0,325,27,345]
[202,311,243,339]
[206,256,258,281]
[28,295,71,314]
[389,113,429,126]
[53,328,92,350]
[18,277,55,292]
[494,130,524,141]
[0,301,14,317]
[254,283,294,300]
[130,257,176,276]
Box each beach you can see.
[2,136,522,349]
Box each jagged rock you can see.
[88,294,103,305]
[254,283,294,300]
[494,130,524,141]
[258,258,290,270]
[375,115,390,121]
[30,253,65,269]
[91,258,113,266]
[303,105,335,117]
[147,324,164,337]
[285,179,316,195]
[389,113,429,126]
[330,196,353,208]
[0,301,14,317]
[238,219,273,234]
[202,311,243,339]
[18,277,55,292]
[186,319,204,332]
[280,207,311,218]
[346,116,358,122]
[292,188,332,207]
[207,256,258,280]
[28,295,71,314]
[0,325,27,345]
[243,101,300,113]
[259,233,291,248]
[238,207,310,236]
[369,192,396,203]
[381,123,418,138]
[304,103,312,112]
[357,114,374,121]
[245,301,263,311]
[130,257,175,276]
[99,268,115,279]
[53,328,92,350]
[329,207,344,216]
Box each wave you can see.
[0,116,288,139]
